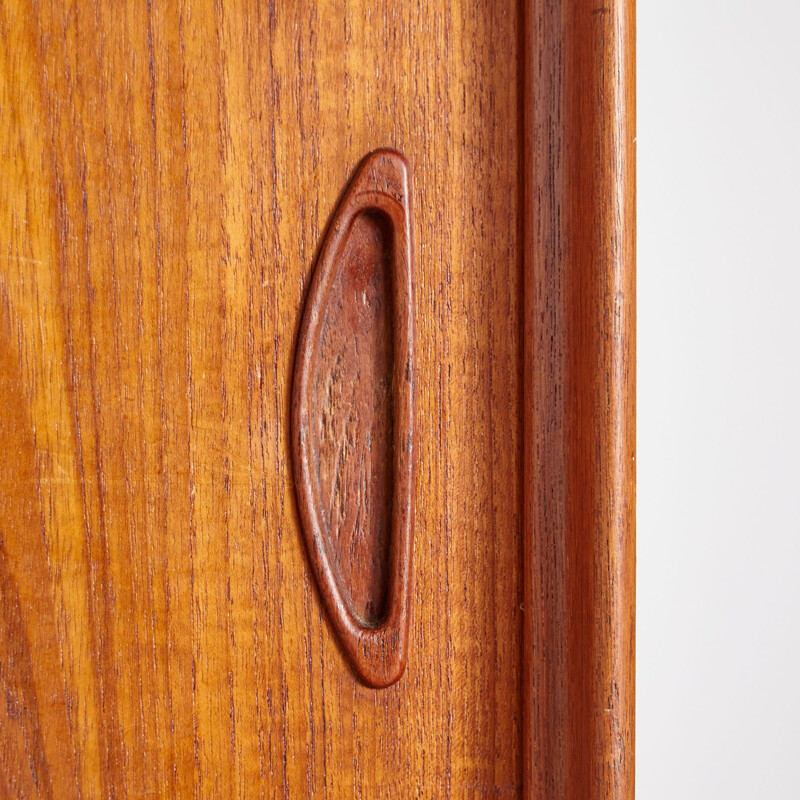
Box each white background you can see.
[638,1,800,796]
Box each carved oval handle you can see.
[291,149,415,688]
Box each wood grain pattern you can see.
[522,0,636,798]
[292,149,415,688]
[0,0,522,796]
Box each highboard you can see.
[0,1,634,797]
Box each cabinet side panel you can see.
[522,1,636,798]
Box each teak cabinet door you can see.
[0,1,634,798]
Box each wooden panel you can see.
[0,0,522,796]
[522,1,636,798]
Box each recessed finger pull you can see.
[291,149,415,688]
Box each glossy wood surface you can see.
[522,0,636,798]
[292,150,415,688]
[0,0,522,796]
